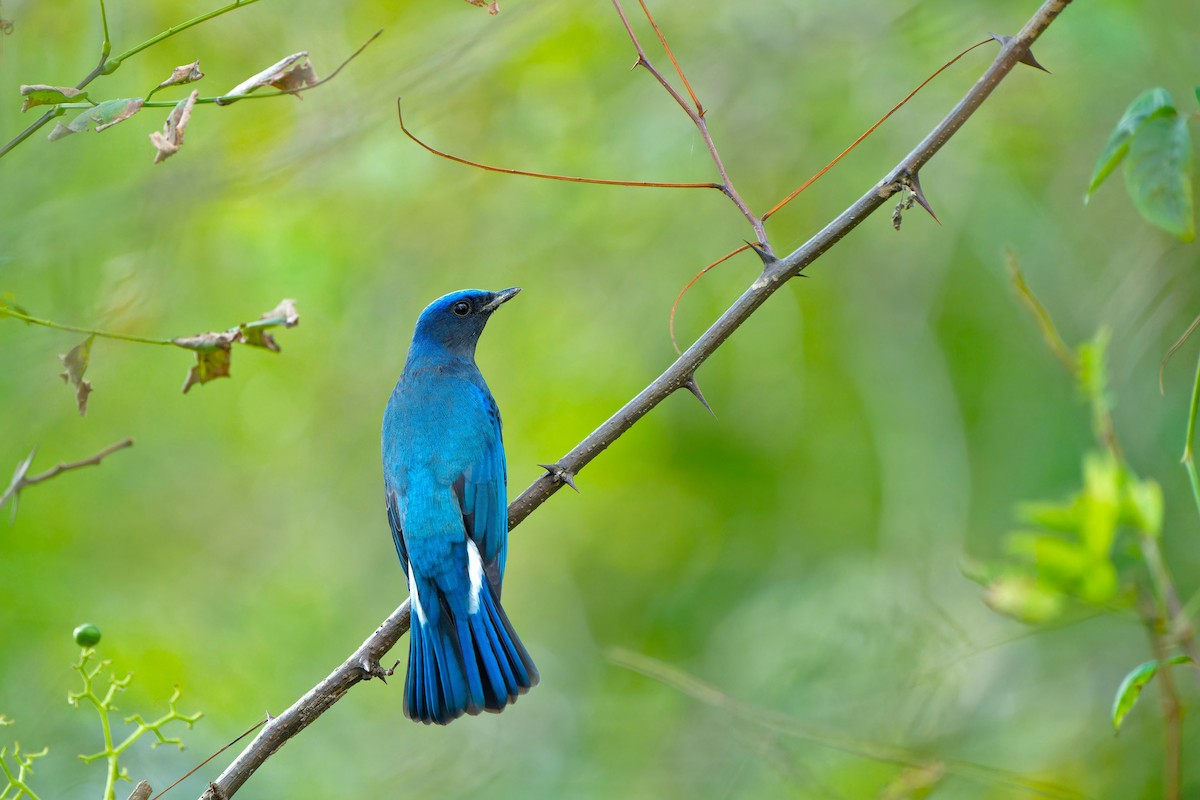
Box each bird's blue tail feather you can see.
[404,579,537,725]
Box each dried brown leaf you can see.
[157,61,205,91]
[59,335,95,416]
[173,330,237,394]
[239,298,299,351]
[150,90,199,164]
[172,300,298,392]
[216,52,312,105]
[464,0,499,14]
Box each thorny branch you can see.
[197,2,1073,797]
[0,438,134,515]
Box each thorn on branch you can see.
[538,463,579,493]
[683,377,715,417]
[988,33,1050,73]
[891,170,939,230]
[744,240,776,266]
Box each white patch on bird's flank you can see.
[466,539,484,615]
[407,563,427,626]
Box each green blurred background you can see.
[2,0,1199,797]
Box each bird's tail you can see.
[404,578,538,725]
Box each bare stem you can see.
[0,439,134,514]
[0,306,172,346]
[611,0,769,252]
[196,3,1073,798]
[1183,349,1200,519]
[1143,597,1184,800]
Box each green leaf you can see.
[48,98,145,141]
[1123,113,1195,241]
[1123,478,1164,538]
[1112,656,1193,733]
[1005,531,1089,582]
[1087,88,1175,197]
[983,574,1065,624]
[1018,500,1081,534]
[1080,451,1120,557]
[19,84,88,112]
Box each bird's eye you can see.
[452,301,471,317]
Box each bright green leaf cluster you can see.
[979,452,1163,624]
[1087,88,1195,242]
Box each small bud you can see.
[74,623,102,647]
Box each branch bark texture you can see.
[199,2,1072,796]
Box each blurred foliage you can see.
[2,0,1200,798]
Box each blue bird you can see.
[382,287,538,724]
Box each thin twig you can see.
[1158,311,1200,394]
[636,0,703,116]
[0,305,173,346]
[609,647,1081,799]
[762,38,993,222]
[668,243,750,353]
[611,0,769,252]
[396,100,720,189]
[1006,252,1077,373]
[148,717,266,800]
[1182,349,1200,521]
[1143,596,1184,800]
[0,438,134,513]
[197,4,1073,798]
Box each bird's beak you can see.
[482,287,521,312]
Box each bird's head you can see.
[411,287,521,358]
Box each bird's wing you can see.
[385,485,409,573]
[453,389,508,592]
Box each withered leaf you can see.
[988,33,1049,73]
[216,52,314,105]
[156,61,205,91]
[59,335,95,416]
[20,84,88,112]
[172,301,300,393]
[48,98,145,141]
[239,298,299,351]
[464,0,500,14]
[173,330,238,394]
[150,90,199,164]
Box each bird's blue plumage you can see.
[382,288,537,724]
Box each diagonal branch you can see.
[197,2,1072,797]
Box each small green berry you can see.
[73,623,101,647]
